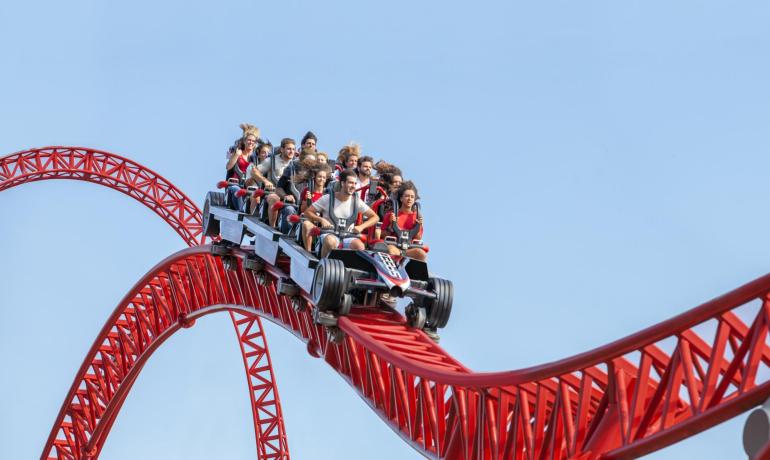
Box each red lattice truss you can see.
[37,244,770,460]
[4,147,770,459]
[0,147,289,460]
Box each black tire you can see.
[426,277,453,329]
[312,258,347,312]
[203,191,225,237]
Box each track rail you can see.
[45,244,770,459]
[0,147,289,460]
[0,146,203,245]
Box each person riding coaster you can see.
[379,181,427,262]
[272,152,321,235]
[248,138,297,226]
[295,163,332,251]
[370,160,403,223]
[224,123,260,211]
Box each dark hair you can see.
[358,155,374,166]
[311,163,332,188]
[374,160,402,191]
[257,140,273,153]
[396,181,420,202]
[280,138,296,149]
[301,131,317,145]
[339,169,357,183]
[294,159,331,184]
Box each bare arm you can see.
[249,165,274,189]
[226,149,242,170]
[303,206,333,228]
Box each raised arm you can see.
[226,149,241,170]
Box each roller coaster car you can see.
[310,224,453,332]
[202,189,453,333]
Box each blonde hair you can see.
[336,142,362,164]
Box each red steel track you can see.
[4,147,770,459]
[0,147,288,459]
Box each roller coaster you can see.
[4,146,770,459]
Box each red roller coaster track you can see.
[0,147,288,459]
[4,146,770,459]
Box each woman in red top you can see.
[225,123,260,211]
[382,181,426,261]
[299,163,332,251]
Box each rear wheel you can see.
[312,258,346,312]
[203,191,225,237]
[426,277,453,329]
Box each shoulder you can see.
[312,194,329,208]
[357,195,371,212]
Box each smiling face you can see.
[345,154,359,169]
[342,174,357,196]
[391,175,403,192]
[315,170,328,188]
[243,135,258,153]
[282,142,296,160]
[258,145,271,162]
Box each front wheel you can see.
[312,258,346,312]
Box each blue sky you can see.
[2,1,770,458]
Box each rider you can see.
[334,143,360,180]
[299,163,332,251]
[242,140,273,214]
[249,138,297,226]
[369,161,403,239]
[225,123,260,211]
[303,169,379,258]
[381,181,426,261]
[249,137,296,190]
[300,131,317,155]
[355,155,377,202]
[253,140,272,165]
[374,160,403,196]
[274,152,317,232]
